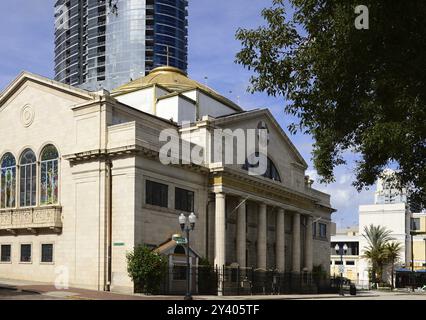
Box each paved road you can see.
[304,291,426,300]
[1,288,425,300]
[1,278,425,300]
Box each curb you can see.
[287,294,379,300]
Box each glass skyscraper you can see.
[54,0,188,91]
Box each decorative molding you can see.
[0,206,62,233]
[21,104,35,127]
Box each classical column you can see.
[207,199,216,263]
[292,212,301,273]
[236,197,246,267]
[214,192,226,296]
[276,208,285,272]
[257,203,267,270]
[214,193,226,269]
[304,215,314,271]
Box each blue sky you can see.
[0,0,376,227]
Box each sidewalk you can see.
[0,278,379,300]
[0,278,181,300]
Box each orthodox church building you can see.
[0,66,334,293]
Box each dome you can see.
[112,66,242,111]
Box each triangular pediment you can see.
[0,71,97,110]
[212,109,308,169]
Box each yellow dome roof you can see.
[112,66,242,111]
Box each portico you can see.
[209,171,318,273]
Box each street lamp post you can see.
[335,243,348,296]
[179,212,196,301]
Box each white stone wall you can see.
[0,79,107,290]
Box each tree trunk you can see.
[391,260,395,290]
[371,265,376,285]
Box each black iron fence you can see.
[396,271,426,289]
[157,265,337,296]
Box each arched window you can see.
[0,153,16,208]
[242,152,282,182]
[40,145,59,205]
[20,149,37,207]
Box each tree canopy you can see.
[236,0,426,209]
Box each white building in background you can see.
[331,169,415,285]
[358,170,411,283]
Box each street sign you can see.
[172,235,187,245]
[339,265,344,274]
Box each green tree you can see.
[126,245,167,294]
[235,0,426,209]
[362,224,394,285]
[384,242,402,290]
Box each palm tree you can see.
[362,224,394,285]
[385,242,402,290]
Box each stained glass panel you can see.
[40,145,59,205]
[20,149,36,207]
[0,153,16,209]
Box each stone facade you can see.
[0,68,334,294]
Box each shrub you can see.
[126,245,167,294]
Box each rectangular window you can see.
[20,244,31,262]
[41,244,53,263]
[319,223,327,238]
[334,260,342,265]
[346,260,355,265]
[145,180,168,208]
[411,218,421,231]
[0,245,11,262]
[175,187,194,212]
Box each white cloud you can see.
[307,168,375,228]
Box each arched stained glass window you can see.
[40,145,59,205]
[20,149,37,207]
[0,153,16,208]
[242,152,282,182]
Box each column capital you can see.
[215,192,226,199]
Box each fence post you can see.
[222,265,225,296]
[250,267,254,295]
[237,266,240,296]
